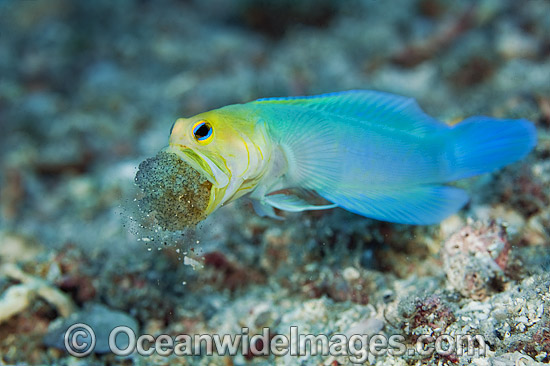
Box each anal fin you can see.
[319,185,469,225]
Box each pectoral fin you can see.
[264,194,337,213]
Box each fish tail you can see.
[447,116,537,181]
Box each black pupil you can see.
[195,123,211,139]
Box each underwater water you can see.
[1,0,549,365]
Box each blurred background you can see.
[0,0,549,365]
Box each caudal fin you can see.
[447,116,537,181]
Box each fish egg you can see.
[134,151,212,231]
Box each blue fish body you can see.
[247,90,537,224]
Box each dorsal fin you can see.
[254,90,448,136]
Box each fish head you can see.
[167,108,268,214]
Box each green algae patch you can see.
[134,151,212,231]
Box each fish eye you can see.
[192,120,213,143]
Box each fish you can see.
[165,90,537,225]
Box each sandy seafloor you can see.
[1,0,550,365]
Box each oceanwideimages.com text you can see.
[65,323,487,362]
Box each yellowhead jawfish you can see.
[136,90,536,229]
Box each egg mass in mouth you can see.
[134,151,212,231]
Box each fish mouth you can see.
[165,144,231,216]
[165,144,230,188]
[134,150,213,230]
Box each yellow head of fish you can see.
[166,105,271,216]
